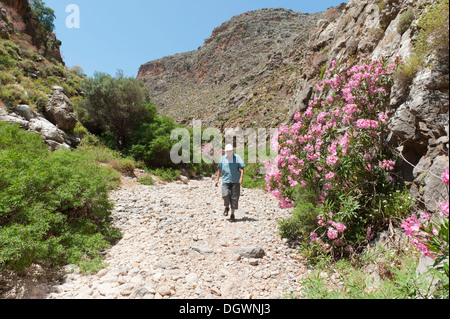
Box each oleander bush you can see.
[266,57,414,260]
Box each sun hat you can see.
[225,144,233,152]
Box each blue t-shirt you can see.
[218,154,246,184]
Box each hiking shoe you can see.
[223,207,230,216]
[230,213,235,221]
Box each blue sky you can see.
[44,0,348,78]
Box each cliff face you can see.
[0,0,62,62]
[1,0,83,150]
[138,0,448,213]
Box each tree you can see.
[30,0,56,55]
[76,71,153,150]
[70,65,85,77]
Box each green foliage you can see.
[241,163,265,189]
[0,36,84,113]
[129,112,178,168]
[30,0,56,53]
[0,122,121,272]
[76,140,123,164]
[395,0,449,88]
[415,0,449,60]
[0,83,30,110]
[150,168,181,182]
[76,71,153,151]
[300,247,434,299]
[397,7,415,35]
[278,188,321,241]
[138,174,155,186]
[109,157,136,177]
[0,40,20,70]
[394,54,424,89]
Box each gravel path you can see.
[42,176,307,299]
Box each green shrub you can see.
[109,158,136,177]
[299,245,436,299]
[0,71,15,85]
[241,163,265,189]
[0,83,30,109]
[130,113,178,168]
[0,122,121,272]
[397,8,415,35]
[76,142,122,164]
[394,54,424,89]
[151,167,181,182]
[415,0,449,61]
[138,174,155,186]
[395,0,449,89]
[73,122,88,139]
[278,188,323,241]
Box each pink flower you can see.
[440,201,449,217]
[325,171,336,180]
[335,222,347,233]
[379,159,396,171]
[356,119,378,130]
[442,169,449,185]
[326,155,339,167]
[304,107,314,118]
[317,216,326,226]
[323,182,332,189]
[343,103,359,116]
[327,227,338,240]
[401,215,421,237]
[378,112,389,124]
[317,112,329,123]
[288,178,298,188]
[366,227,373,240]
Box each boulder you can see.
[235,247,265,259]
[14,105,36,121]
[422,155,449,213]
[0,108,29,129]
[28,117,66,144]
[44,88,78,131]
[180,175,189,184]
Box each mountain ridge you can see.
[137,7,330,128]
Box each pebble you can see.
[43,177,306,299]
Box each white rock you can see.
[186,273,199,283]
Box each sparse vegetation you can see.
[397,8,415,35]
[394,0,449,89]
[138,174,155,186]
